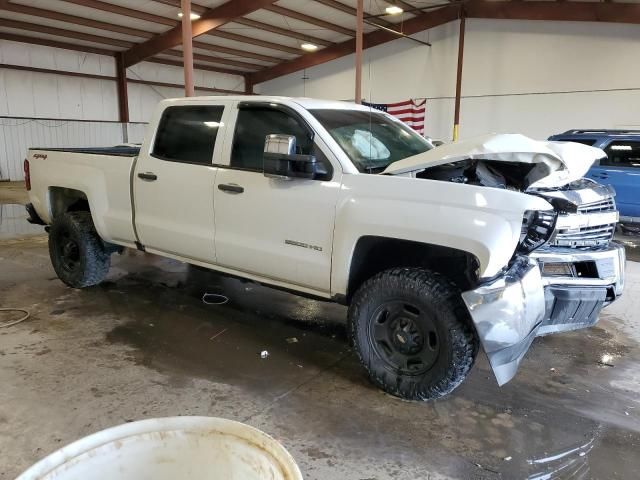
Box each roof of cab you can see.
[158,95,373,112]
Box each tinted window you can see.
[231,108,313,171]
[566,139,597,147]
[603,141,640,168]
[310,109,432,173]
[153,105,224,164]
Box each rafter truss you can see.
[0,0,637,86]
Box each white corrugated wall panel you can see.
[0,118,150,180]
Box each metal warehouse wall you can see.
[0,118,147,181]
[258,19,640,142]
[0,39,243,180]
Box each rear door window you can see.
[152,105,225,165]
[602,141,640,168]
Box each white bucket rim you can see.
[16,416,303,480]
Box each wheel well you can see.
[347,236,479,301]
[48,187,90,219]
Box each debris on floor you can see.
[209,328,228,341]
[260,350,269,359]
[202,293,229,305]
[286,337,298,344]
[0,308,30,328]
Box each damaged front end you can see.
[461,256,545,385]
[384,134,626,386]
[462,180,625,386]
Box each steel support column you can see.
[115,52,129,123]
[453,12,465,141]
[181,0,195,97]
[355,0,363,103]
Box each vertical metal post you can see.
[181,0,195,97]
[453,12,465,141]
[115,52,129,124]
[355,0,363,104]
[244,75,254,95]
[121,124,129,144]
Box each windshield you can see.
[310,109,433,173]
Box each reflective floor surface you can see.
[2,182,640,479]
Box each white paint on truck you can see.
[24,96,625,399]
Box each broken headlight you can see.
[518,210,557,253]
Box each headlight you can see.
[518,210,557,253]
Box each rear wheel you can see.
[49,211,111,288]
[349,267,478,401]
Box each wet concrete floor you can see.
[1,182,640,479]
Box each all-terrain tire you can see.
[48,211,111,288]
[349,267,478,401]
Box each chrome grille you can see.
[577,198,616,214]
[536,185,618,249]
[551,224,616,247]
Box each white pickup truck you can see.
[24,96,625,400]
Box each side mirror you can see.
[263,134,318,180]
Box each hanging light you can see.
[178,12,201,20]
[385,5,403,15]
[301,43,318,52]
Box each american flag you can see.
[362,99,426,136]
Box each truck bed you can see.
[29,145,140,157]
[27,146,138,246]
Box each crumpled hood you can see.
[383,133,606,189]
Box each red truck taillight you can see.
[24,159,31,191]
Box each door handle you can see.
[138,172,158,181]
[218,183,244,194]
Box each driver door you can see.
[213,103,342,294]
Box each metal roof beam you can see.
[122,0,278,67]
[0,32,116,56]
[233,18,333,47]
[264,5,353,36]
[0,2,154,39]
[312,0,394,28]
[0,18,133,48]
[465,1,640,24]
[58,0,176,26]
[248,5,459,85]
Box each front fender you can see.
[330,174,552,297]
[462,256,546,385]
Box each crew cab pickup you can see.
[24,97,625,400]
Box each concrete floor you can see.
[2,181,640,479]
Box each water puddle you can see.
[527,433,597,479]
[0,203,45,239]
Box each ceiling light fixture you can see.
[385,5,403,15]
[301,43,318,52]
[178,12,201,20]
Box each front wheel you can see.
[349,267,478,401]
[49,211,111,288]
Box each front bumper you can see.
[620,215,640,225]
[461,243,625,386]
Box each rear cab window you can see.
[152,105,225,165]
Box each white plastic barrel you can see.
[17,416,303,480]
